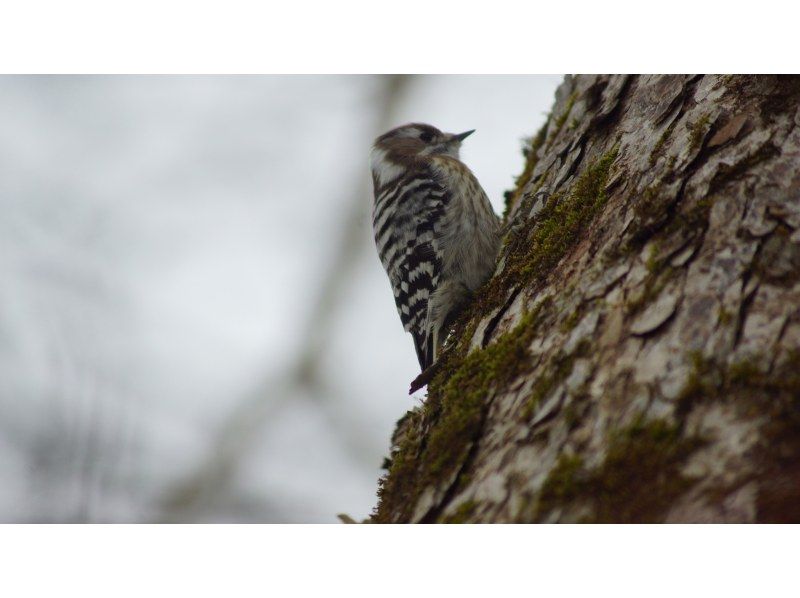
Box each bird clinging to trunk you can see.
[370,123,501,379]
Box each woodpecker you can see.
[371,123,501,371]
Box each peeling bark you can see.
[372,75,800,524]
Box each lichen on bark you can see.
[372,75,800,524]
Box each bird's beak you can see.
[451,129,475,142]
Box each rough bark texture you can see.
[372,74,800,524]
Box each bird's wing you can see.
[374,170,449,369]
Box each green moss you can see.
[518,147,618,281]
[674,196,713,233]
[627,183,678,248]
[547,91,578,148]
[675,350,717,417]
[472,146,619,339]
[538,454,585,509]
[373,410,426,523]
[533,418,704,523]
[681,350,800,401]
[442,500,479,524]
[728,360,763,385]
[456,471,472,488]
[590,418,704,522]
[675,348,800,420]
[717,306,733,326]
[427,297,552,496]
[372,298,554,523]
[645,241,661,273]
[559,308,581,333]
[649,121,677,167]
[689,113,711,152]
[562,399,587,430]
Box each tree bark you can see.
[372,74,800,523]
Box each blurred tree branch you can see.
[159,75,413,521]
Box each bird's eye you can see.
[419,131,434,143]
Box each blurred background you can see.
[0,75,561,522]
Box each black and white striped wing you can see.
[373,172,448,369]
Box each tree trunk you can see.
[371,74,800,524]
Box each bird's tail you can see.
[412,330,434,371]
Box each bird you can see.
[370,123,501,373]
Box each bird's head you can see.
[374,123,475,160]
[370,123,475,187]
